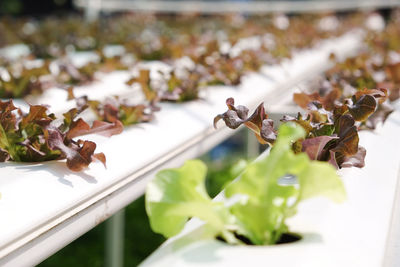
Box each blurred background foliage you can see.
[0,0,73,15]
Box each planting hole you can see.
[217,232,301,246]
[276,233,302,244]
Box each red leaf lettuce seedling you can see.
[0,100,123,171]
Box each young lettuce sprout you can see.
[145,123,345,245]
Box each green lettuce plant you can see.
[145,123,346,245]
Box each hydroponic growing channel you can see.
[0,6,399,267]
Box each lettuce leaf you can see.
[225,123,345,245]
[0,99,120,172]
[145,123,346,245]
[145,160,234,240]
[214,98,277,144]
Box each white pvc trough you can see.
[140,104,400,267]
[0,31,362,266]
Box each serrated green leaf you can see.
[145,160,231,238]
[225,123,345,245]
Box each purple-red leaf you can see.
[333,115,359,156]
[214,98,276,144]
[260,119,277,144]
[341,146,366,168]
[66,119,123,139]
[347,94,377,122]
[302,136,338,161]
[93,153,106,168]
[66,141,98,172]
[47,128,101,172]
